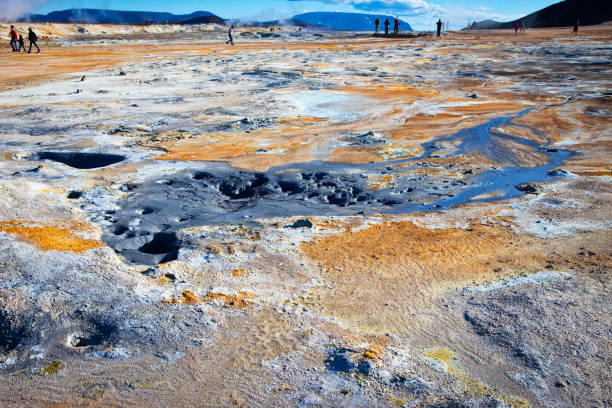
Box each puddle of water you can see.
[281,90,371,123]
[36,152,126,169]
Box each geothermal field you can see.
[0,23,611,407]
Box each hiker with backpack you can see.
[28,28,40,53]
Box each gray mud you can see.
[90,106,571,265]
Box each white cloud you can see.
[288,0,442,16]
[0,0,47,21]
[287,0,521,30]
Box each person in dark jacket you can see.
[28,28,40,53]
[226,25,234,46]
[436,19,442,36]
[384,18,390,35]
[573,20,579,35]
[18,34,26,52]
[393,17,399,35]
[375,18,380,34]
[9,25,18,51]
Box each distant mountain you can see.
[23,9,225,25]
[468,0,612,29]
[291,12,412,31]
[244,18,326,30]
[178,15,226,25]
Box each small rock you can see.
[324,349,355,372]
[285,219,313,229]
[517,183,541,194]
[357,360,373,375]
[548,168,569,177]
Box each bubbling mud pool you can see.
[86,106,572,265]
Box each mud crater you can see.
[36,151,126,169]
[90,108,571,265]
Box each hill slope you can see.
[24,9,224,25]
[469,0,612,29]
[292,12,412,31]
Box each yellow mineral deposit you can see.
[0,220,103,252]
[424,348,529,408]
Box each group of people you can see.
[374,18,445,36]
[514,20,527,35]
[374,17,401,35]
[8,25,39,53]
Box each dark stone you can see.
[324,349,355,372]
[517,183,541,194]
[285,219,313,229]
[357,360,373,375]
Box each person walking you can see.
[9,25,18,52]
[27,28,40,53]
[226,25,234,46]
[520,20,526,32]
[436,19,442,36]
[393,17,399,35]
[514,22,519,36]
[573,20,579,35]
[17,34,26,52]
[375,18,380,35]
[384,18,390,35]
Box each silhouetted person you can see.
[436,19,442,36]
[9,25,18,52]
[394,17,399,35]
[573,20,579,35]
[226,25,234,45]
[384,18,390,35]
[28,28,39,53]
[375,18,380,34]
[17,34,26,52]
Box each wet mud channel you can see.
[91,106,571,264]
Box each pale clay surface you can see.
[0,24,610,407]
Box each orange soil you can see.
[232,269,249,277]
[339,84,438,101]
[165,290,255,308]
[300,220,609,332]
[0,219,103,252]
[206,291,255,308]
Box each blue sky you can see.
[28,0,558,30]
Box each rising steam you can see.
[0,0,46,21]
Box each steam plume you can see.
[0,0,47,22]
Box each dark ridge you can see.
[180,15,225,25]
[36,151,125,169]
[467,0,612,29]
[22,9,223,25]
